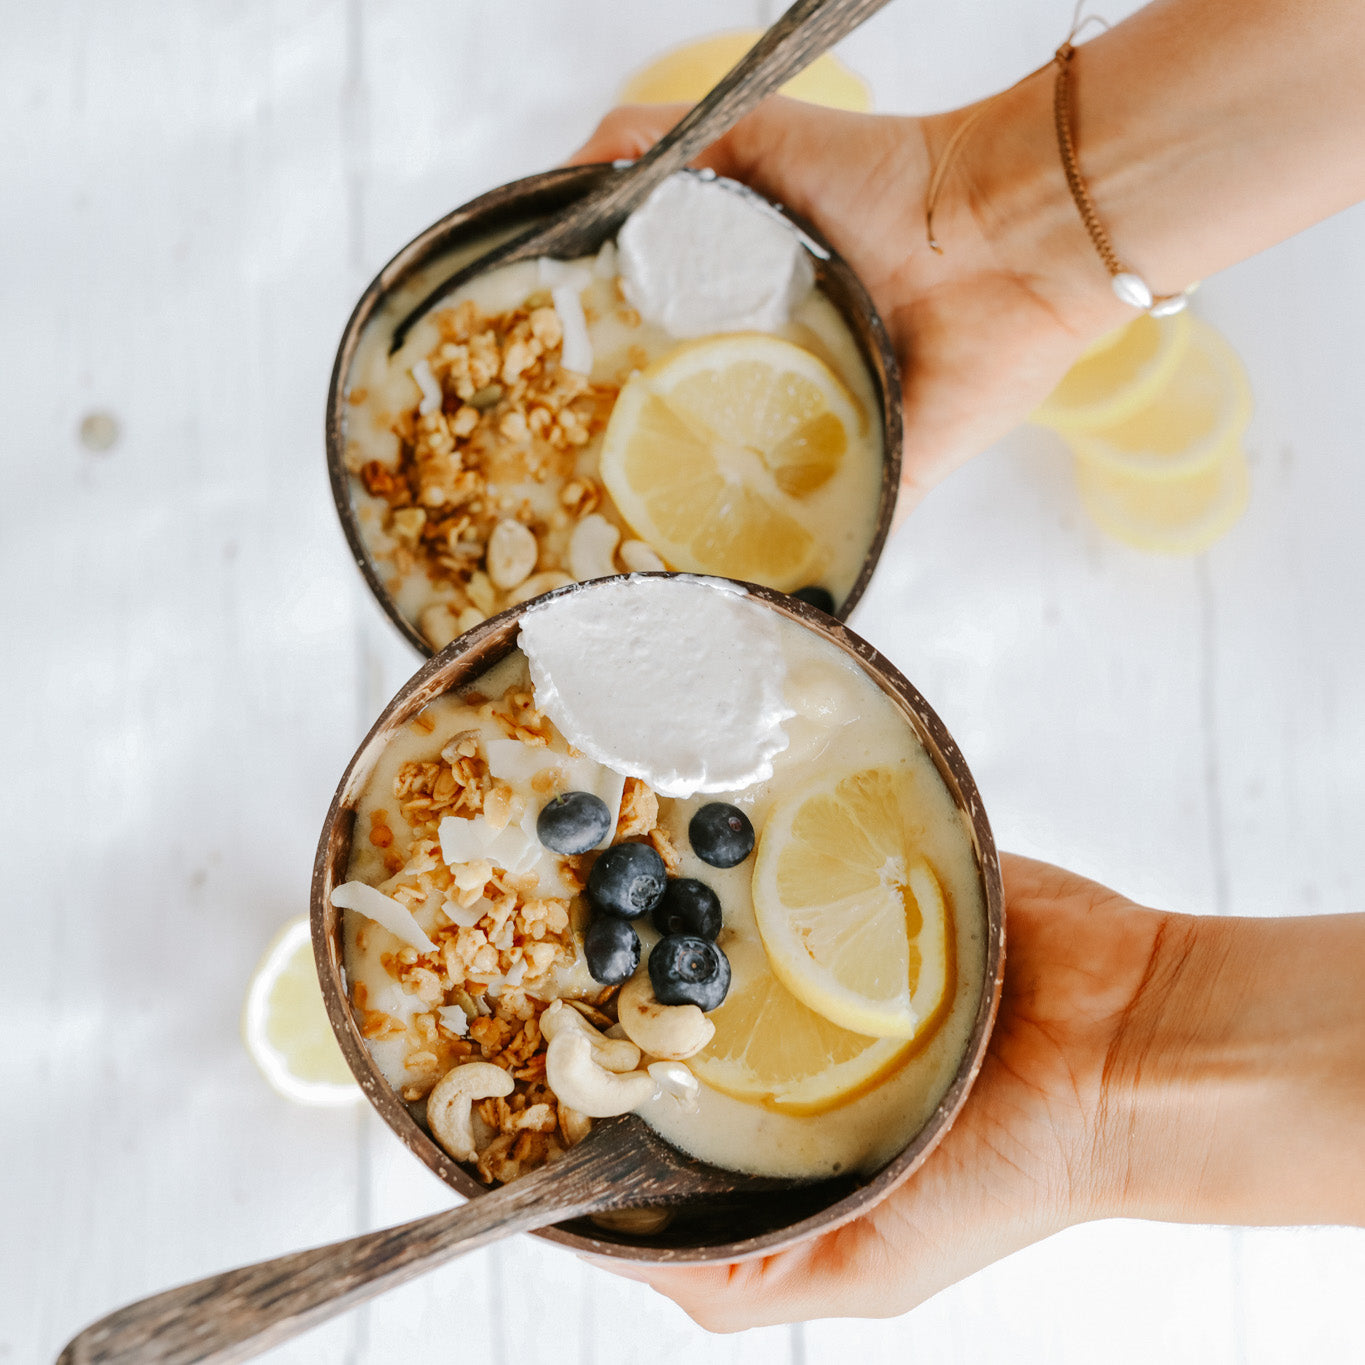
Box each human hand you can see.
[568,98,1126,508]
[596,854,1196,1329]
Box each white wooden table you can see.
[4,2,1362,1361]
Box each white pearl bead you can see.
[1149,292,1190,317]
[1111,271,1154,309]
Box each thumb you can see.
[564,103,692,167]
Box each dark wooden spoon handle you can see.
[538,0,896,247]
[388,0,892,353]
[56,1141,620,1365]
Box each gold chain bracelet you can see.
[1051,40,1190,316]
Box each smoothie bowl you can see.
[311,574,1004,1262]
[326,164,902,655]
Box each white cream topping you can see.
[617,173,814,338]
[518,576,793,798]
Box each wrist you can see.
[1095,912,1365,1228]
[923,66,1134,351]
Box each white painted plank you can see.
[4,1,1365,1363]
[1,0,370,1360]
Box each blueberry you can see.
[688,803,754,868]
[586,842,667,919]
[649,935,732,1012]
[792,585,836,615]
[651,878,722,940]
[536,791,611,854]
[583,916,641,985]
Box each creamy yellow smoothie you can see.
[335,578,986,1185]
[340,173,886,650]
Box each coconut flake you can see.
[436,1005,470,1036]
[331,881,438,954]
[538,258,591,291]
[648,1061,700,1111]
[552,283,593,376]
[593,239,618,278]
[484,739,566,785]
[411,359,442,416]
[438,814,495,865]
[443,896,489,929]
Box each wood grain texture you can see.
[5,0,1365,1362]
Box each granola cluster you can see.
[350,689,675,1186]
[353,295,620,644]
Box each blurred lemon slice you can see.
[599,333,860,589]
[1033,309,1193,433]
[1075,443,1250,555]
[242,918,361,1106]
[751,766,950,1039]
[689,935,914,1116]
[1070,318,1253,480]
[622,29,871,111]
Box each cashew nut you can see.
[419,603,460,650]
[590,1207,675,1236]
[617,974,715,1060]
[508,570,573,607]
[618,539,665,573]
[541,1000,641,1073]
[464,571,497,617]
[546,1032,655,1118]
[426,1061,514,1162]
[559,1105,592,1147]
[647,1060,700,1112]
[568,512,620,582]
[486,518,538,590]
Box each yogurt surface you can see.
[338,582,987,1183]
[340,172,886,651]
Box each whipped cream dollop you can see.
[518,577,793,798]
[617,173,814,338]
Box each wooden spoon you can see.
[57,1114,825,1364]
[387,0,893,354]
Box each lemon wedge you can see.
[1075,443,1251,556]
[1033,309,1193,433]
[621,30,871,112]
[688,935,916,1116]
[1068,318,1254,554]
[751,766,951,1039]
[1070,318,1253,480]
[598,334,860,589]
[242,918,361,1106]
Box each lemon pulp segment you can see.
[751,766,952,1040]
[1033,309,1193,433]
[242,918,360,1105]
[599,334,862,590]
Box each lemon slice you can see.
[689,935,915,1116]
[1033,309,1193,433]
[242,918,361,1106]
[751,766,950,1039]
[1070,319,1253,481]
[621,30,871,112]
[1075,442,1250,555]
[599,334,860,589]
